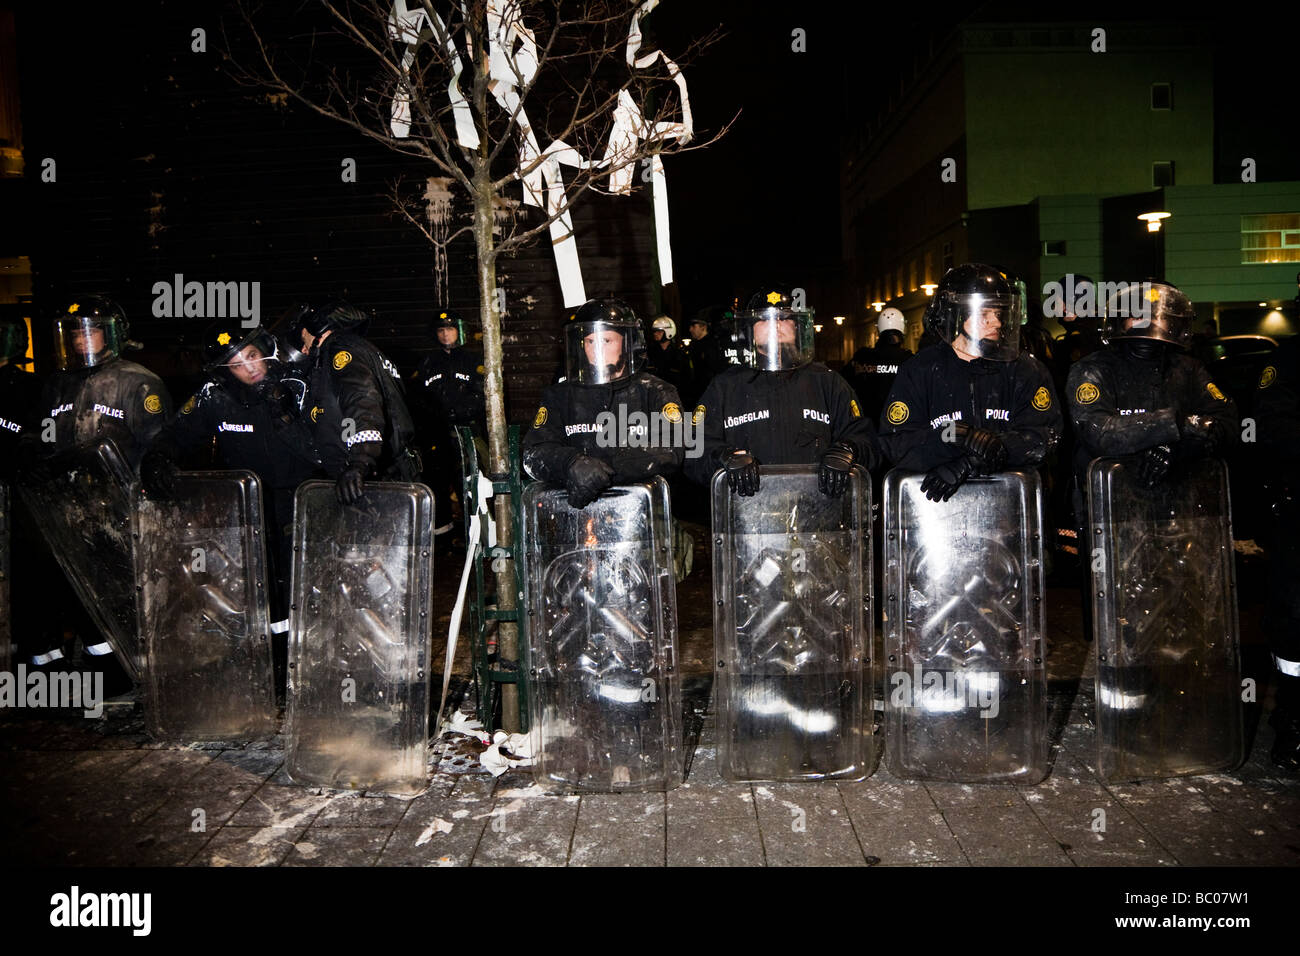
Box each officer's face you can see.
[437,327,459,348]
[230,344,268,385]
[71,325,105,358]
[962,307,1003,341]
[753,316,796,350]
[584,329,624,369]
[689,321,707,340]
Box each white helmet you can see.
[651,315,677,339]
[878,308,905,336]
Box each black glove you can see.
[952,422,1008,474]
[1134,444,1174,486]
[565,455,614,508]
[140,451,179,499]
[920,456,974,502]
[1178,414,1222,459]
[818,441,855,498]
[336,466,367,505]
[723,449,760,497]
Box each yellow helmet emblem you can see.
[217,332,231,346]
[69,303,80,313]
[766,291,782,305]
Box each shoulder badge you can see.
[1032,386,1052,411]
[662,402,682,424]
[849,399,862,418]
[886,401,909,425]
[476,364,486,376]
[1260,365,1278,390]
[144,394,163,415]
[1075,382,1100,405]
[333,350,353,371]
[1207,382,1226,402]
[180,396,196,416]
[310,406,323,423]
[533,406,548,428]
[692,405,705,426]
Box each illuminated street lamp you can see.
[1138,211,1171,233]
[921,283,937,296]
[834,315,845,326]
[871,302,885,312]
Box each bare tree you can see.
[234,0,727,729]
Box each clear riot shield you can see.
[1088,457,1243,781]
[285,481,434,795]
[883,470,1047,783]
[18,440,141,680]
[133,472,277,740]
[0,481,10,674]
[524,479,682,792]
[711,465,871,782]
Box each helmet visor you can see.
[54,314,122,370]
[1104,283,1192,348]
[946,291,1022,361]
[566,320,642,384]
[737,308,815,370]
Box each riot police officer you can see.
[878,264,1061,500]
[523,299,684,507]
[294,301,419,504]
[684,306,731,406]
[686,286,878,497]
[1066,281,1237,489]
[645,314,691,399]
[850,306,912,426]
[409,309,485,546]
[38,297,173,471]
[0,316,38,479]
[141,323,322,654]
[22,297,172,683]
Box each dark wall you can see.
[11,0,659,423]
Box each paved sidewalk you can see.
[2,678,1297,867]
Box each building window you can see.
[1242,213,1300,264]
[942,241,953,273]
[1043,240,1067,256]
[1151,83,1172,110]
[924,250,934,284]
[1152,161,1175,188]
[908,260,918,291]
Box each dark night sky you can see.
[9,0,1300,330]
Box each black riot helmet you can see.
[203,322,281,386]
[298,299,370,347]
[733,286,815,371]
[924,263,1022,361]
[53,296,128,370]
[0,316,29,365]
[431,309,466,348]
[564,298,644,385]
[1102,279,1195,350]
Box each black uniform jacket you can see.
[523,372,685,484]
[685,362,879,486]
[39,358,173,472]
[878,344,1061,471]
[306,331,415,478]
[1066,346,1238,479]
[156,373,321,493]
